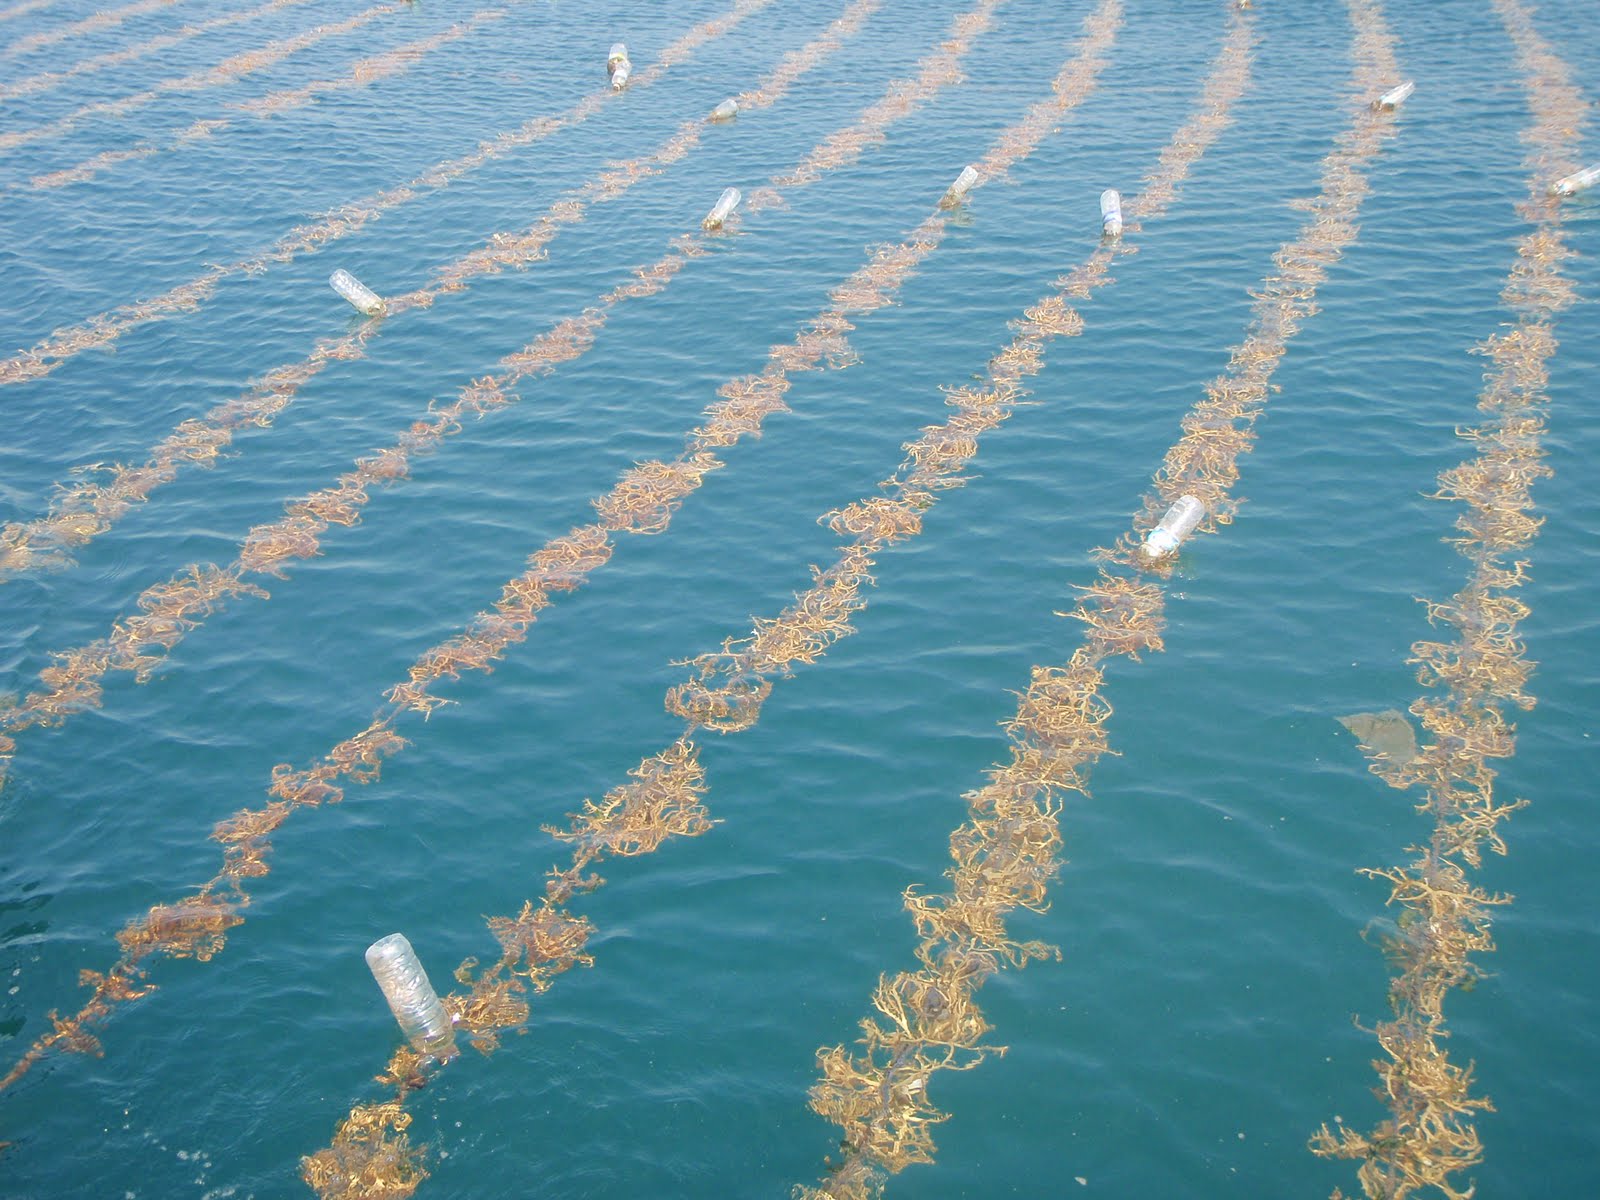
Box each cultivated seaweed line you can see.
[0,0,779,582]
[22,7,513,192]
[667,7,1252,735]
[26,10,500,182]
[303,4,1136,1194]
[0,0,64,28]
[0,0,1010,1110]
[0,0,876,777]
[1307,2,1586,1196]
[0,0,313,105]
[0,0,181,61]
[0,0,770,396]
[795,4,1403,1196]
[0,0,403,152]
[0,5,766,395]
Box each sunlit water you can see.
[1,1,1597,1196]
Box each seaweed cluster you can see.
[0,0,1011,1119]
[0,0,312,106]
[301,1100,426,1200]
[0,0,775,391]
[231,10,507,121]
[0,0,70,29]
[0,885,241,1092]
[1307,2,1583,1195]
[0,0,806,582]
[0,0,885,759]
[799,1,1403,1191]
[0,1,404,156]
[299,3,1132,1190]
[26,9,514,192]
[304,742,708,1198]
[0,0,181,65]
[4,0,1580,1192]
[770,0,1005,191]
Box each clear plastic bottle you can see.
[1375,80,1415,110]
[1141,495,1205,559]
[607,42,631,90]
[1100,189,1123,239]
[365,933,457,1060]
[709,97,739,122]
[938,165,981,210]
[703,186,741,230]
[1551,165,1600,196]
[329,269,385,316]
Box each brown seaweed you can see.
[0,0,882,768]
[0,1,404,157]
[302,2,1133,1189]
[800,1,1408,1190]
[0,0,316,107]
[1307,2,1580,1194]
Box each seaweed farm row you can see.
[0,1,1596,1197]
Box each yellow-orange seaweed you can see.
[299,2,1140,1186]
[799,3,1408,1191]
[1309,3,1578,1193]
[0,0,780,611]
[0,0,923,1110]
[0,2,403,156]
[301,1100,426,1200]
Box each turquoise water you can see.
[2,0,1598,1196]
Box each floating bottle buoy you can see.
[1374,80,1414,110]
[329,269,385,316]
[703,186,742,230]
[607,42,631,90]
[709,97,739,122]
[938,164,981,210]
[1100,188,1123,239]
[1550,164,1600,196]
[1141,495,1205,559]
[365,933,457,1061]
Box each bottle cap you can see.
[1142,529,1179,558]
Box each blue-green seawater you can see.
[1,0,1597,1196]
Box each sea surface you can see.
[1,1,1597,1197]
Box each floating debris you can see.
[329,269,386,316]
[702,186,742,230]
[1336,709,1419,769]
[365,935,457,1062]
[1140,495,1203,558]
[1375,79,1415,109]
[1550,163,1599,196]
[938,164,981,209]
[608,41,632,88]
[1100,187,1123,238]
